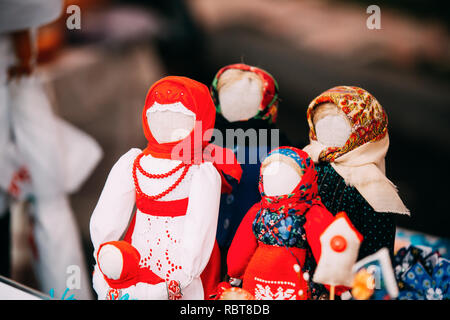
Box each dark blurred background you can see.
[9,0,449,294]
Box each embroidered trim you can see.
[146,102,196,119]
[254,277,296,287]
[254,284,297,300]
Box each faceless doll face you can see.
[97,244,123,280]
[261,156,302,196]
[313,103,351,148]
[218,69,263,122]
[147,102,196,144]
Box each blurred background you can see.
[1,0,449,298]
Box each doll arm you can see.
[304,205,336,261]
[179,162,222,289]
[227,203,260,279]
[90,148,141,256]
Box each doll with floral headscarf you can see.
[227,147,362,300]
[210,64,290,265]
[90,76,242,300]
[303,86,409,260]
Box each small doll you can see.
[210,63,290,258]
[227,147,362,300]
[303,86,409,259]
[90,76,241,300]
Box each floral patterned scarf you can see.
[306,86,388,162]
[303,86,409,214]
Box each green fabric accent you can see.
[210,76,221,113]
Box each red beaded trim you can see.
[133,153,191,201]
[135,153,185,178]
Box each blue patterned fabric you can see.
[252,208,307,248]
[266,147,305,173]
[395,245,450,300]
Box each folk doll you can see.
[90,76,241,300]
[303,86,409,260]
[227,147,362,300]
[210,63,290,264]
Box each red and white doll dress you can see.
[90,76,241,300]
[227,147,362,300]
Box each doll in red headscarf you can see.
[227,147,363,300]
[90,76,241,300]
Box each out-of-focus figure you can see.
[0,0,102,299]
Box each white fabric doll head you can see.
[146,102,196,143]
[260,152,303,197]
[216,68,263,123]
[211,63,279,124]
[312,102,351,148]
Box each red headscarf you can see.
[142,76,242,191]
[258,147,323,216]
